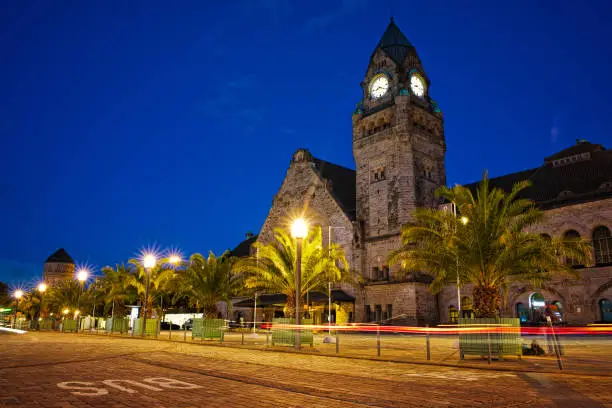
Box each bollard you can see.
[169,322,172,340]
[377,325,381,357]
[242,331,244,345]
[336,331,340,354]
[184,324,187,342]
[426,324,431,361]
[266,329,270,347]
[487,331,492,364]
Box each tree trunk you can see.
[473,286,501,318]
[284,295,296,319]
[203,304,217,319]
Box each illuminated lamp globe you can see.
[38,283,47,293]
[143,254,157,269]
[291,218,308,239]
[76,269,88,282]
[461,216,469,225]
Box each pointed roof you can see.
[45,248,74,264]
[378,18,413,64]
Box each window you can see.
[365,305,371,323]
[386,304,393,321]
[371,266,389,281]
[593,226,612,265]
[375,304,382,322]
[448,306,458,324]
[600,299,612,323]
[371,167,386,182]
[564,230,583,267]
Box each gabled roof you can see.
[311,158,357,220]
[230,234,258,258]
[377,18,413,65]
[45,248,74,264]
[465,140,612,209]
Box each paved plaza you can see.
[1,331,612,407]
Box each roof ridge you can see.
[312,156,356,172]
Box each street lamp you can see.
[12,290,23,329]
[75,268,89,332]
[141,253,157,337]
[452,203,469,316]
[168,254,181,266]
[324,225,344,344]
[38,283,47,326]
[291,218,308,350]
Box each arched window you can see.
[564,230,582,266]
[593,226,612,266]
[600,299,612,323]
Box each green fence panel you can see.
[191,318,205,339]
[132,318,159,336]
[39,319,55,330]
[106,318,129,333]
[62,319,77,332]
[458,318,522,359]
[271,318,313,347]
[191,319,225,340]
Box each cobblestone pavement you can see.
[1,332,610,407]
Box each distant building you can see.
[43,248,75,282]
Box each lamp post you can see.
[291,218,308,350]
[76,269,88,332]
[38,283,47,328]
[324,225,344,344]
[452,202,469,316]
[12,290,23,329]
[141,253,157,337]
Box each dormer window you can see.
[552,152,592,167]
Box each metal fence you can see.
[12,316,605,373]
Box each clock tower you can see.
[352,18,445,285]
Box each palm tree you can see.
[388,173,592,318]
[233,225,350,318]
[179,251,237,318]
[127,257,176,319]
[45,279,82,317]
[100,264,134,318]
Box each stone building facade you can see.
[43,248,75,282]
[244,19,612,326]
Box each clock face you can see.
[410,74,425,97]
[369,75,389,99]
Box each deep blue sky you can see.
[1,0,611,286]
